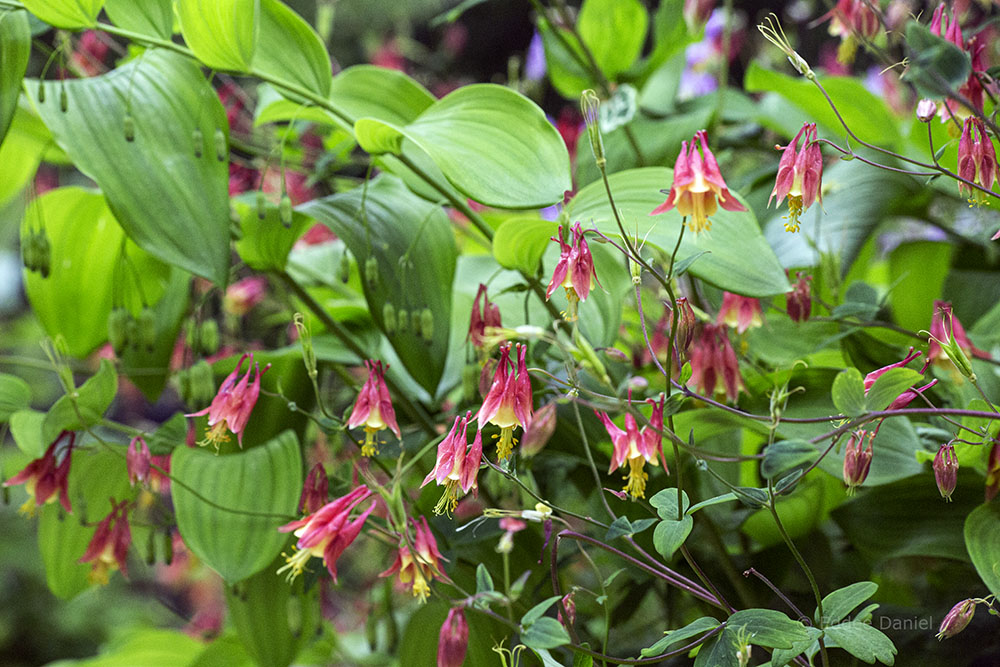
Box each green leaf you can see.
[566,167,790,297]
[252,0,331,98]
[234,196,313,271]
[537,16,592,99]
[493,217,557,275]
[176,0,259,71]
[9,409,46,457]
[964,503,1000,598]
[652,515,693,559]
[762,440,818,479]
[476,563,494,594]
[45,629,204,667]
[521,617,572,650]
[649,487,690,519]
[299,176,456,394]
[818,581,879,627]
[0,373,31,422]
[687,492,738,515]
[43,359,118,442]
[21,187,170,357]
[824,621,896,665]
[832,368,867,416]
[522,595,563,626]
[29,51,232,284]
[864,367,922,412]
[604,516,655,541]
[901,20,971,98]
[327,65,435,127]
[770,626,824,667]
[21,0,103,28]
[692,629,739,667]
[887,242,953,335]
[171,431,302,583]
[0,9,29,144]
[727,609,810,649]
[641,616,720,657]
[103,0,173,39]
[356,84,572,208]
[578,0,648,78]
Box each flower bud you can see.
[256,190,267,220]
[520,401,557,457]
[916,99,937,123]
[580,89,605,166]
[214,128,226,161]
[192,127,203,157]
[127,436,152,486]
[21,231,36,272]
[933,443,958,501]
[382,303,397,335]
[936,599,975,640]
[124,114,135,142]
[198,319,220,355]
[364,256,379,286]
[338,250,351,283]
[557,591,576,628]
[843,429,873,493]
[108,308,130,354]
[299,463,329,514]
[279,194,292,228]
[437,607,469,667]
[674,296,697,357]
[36,231,51,278]
[59,84,68,112]
[162,529,173,565]
[787,272,812,323]
[37,80,45,104]
[412,310,423,338]
[420,308,434,342]
[396,308,409,334]
[138,307,156,352]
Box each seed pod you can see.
[420,308,434,341]
[124,315,140,350]
[138,307,156,351]
[214,128,226,161]
[162,529,173,566]
[123,114,135,142]
[175,366,191,404]
[107,308,130,354]
[59,85,68,112]
[35,231,51,278]
[279,193,292,228]
[364,256,379,286]
[145,528,157,565]
[20,233,36,272]
[198,319,220,355]
[338,250,351,283]
[382,303,397,335]
[412,310,422,337]
[189,360,215,406]
[192,127,203,157]
[256,190,267,220]
[396,308,409,334]
[37,80,45,103]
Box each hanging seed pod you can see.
[214,128,226,161]
[338,250,351,283]
[123,114,135,142]
[279,193,292,228]
[189,359,215,406]
[184,320,197,351]
[396,308,409,334]
[412,310,423,338]
[145,528,157,565]
[175,366,191,404]
[256,190,267,220]
[198,319,219,355]
[59,84,68,112]
[107,308,130,354]
[364,256,379,286]
[20,232,36,272]
[138,307,156,351]
[420,308,434,342]
[162,529,173,565]
[192,127,203,158]
[37,80,45,103]
[35,230,51,278]
[382,303,397,335]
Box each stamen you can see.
[624,458,648,499]
[361,426,382,457]
[276,547,313,582]
[198,419,231,452]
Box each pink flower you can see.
[422,412,483,516]
[347,360,401,456]
[277,486,375,582]
[379,516,448,602]
[477,343,534,462]
[468,284,502,350]
[437,607,469,667]
[786,273,812,323]
[688,324,744,402]
[299,463,329,515]
[126,436,151,487]
[933,444,958,501]
[79,498,131,585]
[519,401,558,457]
[957,118,998,208]
[843,429,874,493]
[223,276,268,316]
[651,130,746,234]
[186,352,270,450]
[717,292,763,334]
[545,222,597,321]
[936,599,976,640]
[769,123,823,233]
[4,431,75,516]
[863,347,922,392]
[823,0,879,40]
[596,396,665,500]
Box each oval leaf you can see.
[252,0,331,97]
[104,0,173,39]
[0,373,31,422]
[21,0,103,28]
[0,9,30,143]
[176,0,258,71]
[964,503,1000,598]
[578,0,648,77]
[493,217,558,275]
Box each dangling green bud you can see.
[35,230,51,278]
[184,320,197,351]
[279,194,292,228]
[338,250,351,283]
[189,360,215,406]
[396,308,409,334]
[364,256,379,286]
[123,114,135,142]
[192,127,203,158]
[162,529,174,566]
[145,527,157,565]
[20,232,36,272]
[59,84,68,112]
[420,308,433,342]
[256,190,267,220]
[108,308,130,354]
[37,80,45,104]
[214,128,226,161]
[175,366,191,404]
[124,315,140,350]
[199,319,220,355]
[580,89,605,167]
[411,310,422,337]
[138,307,156,352]
[382,303,397,335]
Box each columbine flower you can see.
[936,599,976,640]
[223,276,268,316]
[186,352,270,451]
[422,412,483,516]
[299,463,329,515]
[468,284,502,351]
[717,292,763,334]
[927,301,985,379]
[651,130,746,234]
[277,486,375,582]
[380,516,448,602]
[688,324,744,402]
[934,443,958,501]
[4,430,75,516]
[127,436,151,487]
[520,401,558,457]
[78,498,131,585]
[545,222,597,322]
[786,272,812,322]
[843,429,874,493]
[437,607,469,667]
[863,347,938,415]
[957,118,998,208]
[478,343,533,463]
[596,396,665,500]
[769,123,823,232]
[347,360,401,457]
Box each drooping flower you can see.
[769,123,823,232]
[223,276,268,316]
[4,430,75,516]
[347,360,401,457]
[930,5,988,122]
[545,222,597,322]
[422,412,483,516]
[651,130,746,234]
[595,395,666,500]
[927,301,986,378]
[688,324,744,402]
[957,118,998,208]
[519,401,558,457]
[843,429,874,493]
[863,347,938,415]
[936,599,976,640]
[478,343,533,462]
[468,284,502,350]
[277,486,375,582]
[437,607,469,667]
[786,272,812,322]
[78,498,131,585]
[380,516,448,602]
[717,292,763,334]
[127,436,151,487]
[186,352,270,451]
[299,463,329,515]
[933,443,958,502]
[822,0,880,64]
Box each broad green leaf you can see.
[188,635,254,667]
[832,368,866,416]
[521,617,572,651]
[901,21,971,99]
[357,84,572,208]
[21,0,103,28]
[692,629,739,667]
[0,101,70,205]
[300,176,456,394]
[0,9,30,143]
[649,487,690,519]
[819,581,879,626]
[864,367,922,412]
[964,503,1000,598]
[252,0,331,98]
[727,609,809,649]
[824,621,897,665]
[641,616,720,657]
[887,241,953,334]
[522,596,563,626]
[21,187,170,357]
[176,0,258,71]
[45,629,203,667]
[637,0,689,80]
[43,359,118,442]
[687,492,738,514]
[327,65,435,128]
[233,196,312,271]
[10,409,46,457]
[29,51,231,283]
[566,167,790,297]
[0,373,30,422]
[103,0,173,39]
[761,440,818,479]
[171,431,302,583]
[578,0,648,78]
[493,217,557,275]
[537,16,592,99]
[652,515,693,559]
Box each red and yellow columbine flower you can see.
[596,396,666,500]
[186,352,270,451]
[651,130,746,234]
[223,276,268,316]
[437,607,469,667]
[717,292,763,334]
[126,436,151,487]
[422,411,483,516]
[822,0,879,63]
[468,283,502,351]
[347,360,401,457]
[379,516,448,602]
[478,343,533,462]
[277,486,375,582]
[298,463,329,515]
[545,222,597,322]
[786,272,812,322]
[843,429,874,493]
[4,430,75,516]
[78,498,131,585]
[769,123,823,232]
[957,118,998,208]
[688,324,744,402]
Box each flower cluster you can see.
[4,430,75,516]
[957,118,998,208]
[79,498,131,585]
[689,324,744,402]
[478,343,533,463]
[545,222,597,322]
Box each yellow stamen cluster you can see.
[198,419,231,452]
[276,546,314,582]
[783,194,803,233]
[562,286,580,322]
[494,427,518,462]
[361,426,382,457]
[433,480,461,517]
[624,458,649,499]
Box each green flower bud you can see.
[107,308,130,354]
[192,127,203,158]
[364,256,379,286]
[214,128,226,161]
[256,190,267,220]
[412,310,422,338]
[382,303,397,335]
[189,360,215,406]
[37,80,45,104]
[279,194,292,228]
[162,529,173,565]
[580,89,605,167]
[198,319,219,355]
[20,232,36,272]
[59,84,68,112]
[175,366,191,404]
[396,308,409,334]
[420,308,433,342]
[35,231,51,278]
[124,114,135,142]
[138,307,156,352]
[338,250,351,284]
[124,315,140,351]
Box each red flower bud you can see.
[936,599,976,640]
[843,430,874,493]
[437,607,469,667]
[933,444,958,501]
[787,272,812,322]
[126,436,151,487]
